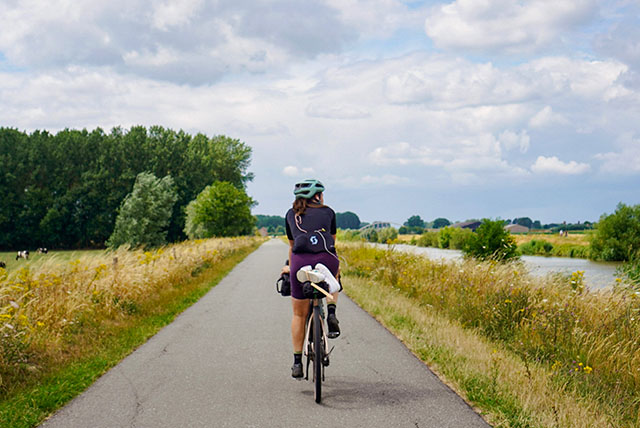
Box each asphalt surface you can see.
[40,239,490,428]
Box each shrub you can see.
[590,203,640,261]
[337,229,363,242]
[449,227,473,249]
[417,231,439,247]
[518,239,554,256]
[377,227,398,244]
[361,229,378,243]
[617,259,640,287]
[439,226,453,248]
[462,219,518,261]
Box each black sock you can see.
[327,303,336,316]
[294,352,302,364]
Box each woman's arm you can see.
[282,240,294,275]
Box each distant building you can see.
[504,224,529,234]
[258,227,269,237]
[451,221,482,231]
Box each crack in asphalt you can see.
[116,368,143,428]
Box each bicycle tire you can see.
[313,304,323,403]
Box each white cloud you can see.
[282,166,315,177]
[531,156,591,174]
[368,135,529,185]
[0,0,355,85]
[338,174,411,188]
[152,0,204,31]
[499,130,530,153]
[369,142,443,166]
[362,174,411,186]
[425,0,597,54]
[529,106,567,128]
[382,53,628,110]
[324,0,428,38]
[595,134,640,174]
[306,103,370,119]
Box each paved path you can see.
[41,239,489,428]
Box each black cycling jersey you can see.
[285,206,337,254]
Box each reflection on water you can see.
[373,244,621,289]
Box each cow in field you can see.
[16,250,29,260]
[0,261,5,268]
[37,247,48,254]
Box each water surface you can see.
[373,244,621,289]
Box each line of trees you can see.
[0,126,253,250]
[254,211,363,235]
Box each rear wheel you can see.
[313,305,323,403]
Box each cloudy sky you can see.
[1,0,639,225]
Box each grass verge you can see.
[343,276,612,428]
[0,239,261,428]
[340,243,637,428]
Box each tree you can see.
[513,217,533,228]
[184,181,255,239]
[591,203,640,261]
[432,218,451,229]
[255,215,285,230]
[532,220,542,229]
[336,211,361,229]
[0,126,254,249]
[107,172,178,249]
[404,215,425,228]
[462,219,518,261]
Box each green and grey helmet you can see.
[293,179,325,199]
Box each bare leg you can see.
[291,298,310,352]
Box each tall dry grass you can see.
[512,232,591,247]
[340,243,640,427]
[0,237,259,392]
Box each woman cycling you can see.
[285,179,340,379]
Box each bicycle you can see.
[300,278,334,403]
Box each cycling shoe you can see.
[291,362,303,379]
[327,313,340,339]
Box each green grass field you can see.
[0,249,102,273]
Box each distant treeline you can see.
[255,211,362,235]
[0,126,252,250]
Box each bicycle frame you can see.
[302,284,332,403]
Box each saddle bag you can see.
[301,280,329,299]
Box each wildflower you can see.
[9,301,19,309]
[36,321,45,327]
[584,366,593,374]
[504,299,512,304]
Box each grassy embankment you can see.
[394,231,591,258]
[0,237,263,428]
[339,242,638,428]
